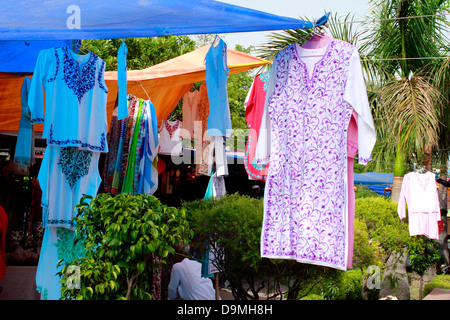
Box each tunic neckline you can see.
[294,39,334,83]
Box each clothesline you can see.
[325,12,450,26]
[299,54,450,61]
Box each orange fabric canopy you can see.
[104,45,270,124]
[0,45,269,133]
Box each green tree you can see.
[408,237,443,299]
[58,193,193,300]
[81,36,197,71]
[359,0,449,201]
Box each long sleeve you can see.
[344,49,376,165]
[254,64,276,166]
[28,49,52,125]
[117,41,129,120]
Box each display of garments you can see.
[256,38,376,270]
[0,205,8,280]
[168,258,217,300]
[38,145,101,230]
[158,119,183,156]
[179,90,200,139]
[398,171,441,240]
[139,99,159,194]
[205,38,232,137]
[122,98,144,194]
[244,71,270,181]
[36,227,84,300]
[28,47,109,152]
[104,95,159,195]
[117,41,129,120]
[119,95,139,191]
[14,76,35,171]
[195,82,229,177]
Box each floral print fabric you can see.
[260,39,357,270]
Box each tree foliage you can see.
[58,193,193,300]
[82,36,197,71]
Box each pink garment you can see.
[244,72,270,181]
[397,171,441,240]
[346,110,358,269]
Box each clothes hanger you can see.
[204,34,222,64]
[300,22,333,50]
[138,82,151,101]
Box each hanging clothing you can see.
[179,90,200,139]
[204,170,226,200]
[255,39,376,270]
[205,38,232,137]
[244,71,270,181]
[195,82,213,176]
[14,76,35,171]
[28,47,109,152]
[104,95,159,195]
[158,119,183,156]
[122,98,144,194]
[138,99,159,194]
[117,41,129,120]
[38,145,101,230]
[195,82,229,177]
[119,95,140,190]
[398,171,441,240]
[103,96,121,193]
[36,227,84,300]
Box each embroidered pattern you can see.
[62,47,98,103]
[98,60,108,94]
[161,119,182,139]
[259,71,270,92]
[47,49,60,83]
[261,40,355,270]
[57,146,93,188]
[49,124,106,152]
[31,117,45,124]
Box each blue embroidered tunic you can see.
[28,47,109,152]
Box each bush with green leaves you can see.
[423,274,450,297]
[355,196,444,299]
[58,192,193,300]
[183,193,341,300]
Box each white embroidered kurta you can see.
[28,47,109,152]
[255,39,376,270]
[398,171,441,240]
[38,145,101,230]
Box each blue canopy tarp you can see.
[354,172,394,195]
[0,0,317,41]
[0,1,327,73]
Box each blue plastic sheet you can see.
[0,0,318,41]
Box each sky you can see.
[215,0,373,51]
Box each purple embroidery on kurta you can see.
[261,40,355,270]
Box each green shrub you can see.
[299,293,324,300]
[58,193,193,300]
[355,197,411,255]
[423,274,450,297]
[183,193,335,300]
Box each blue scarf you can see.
[14,77,35,171]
